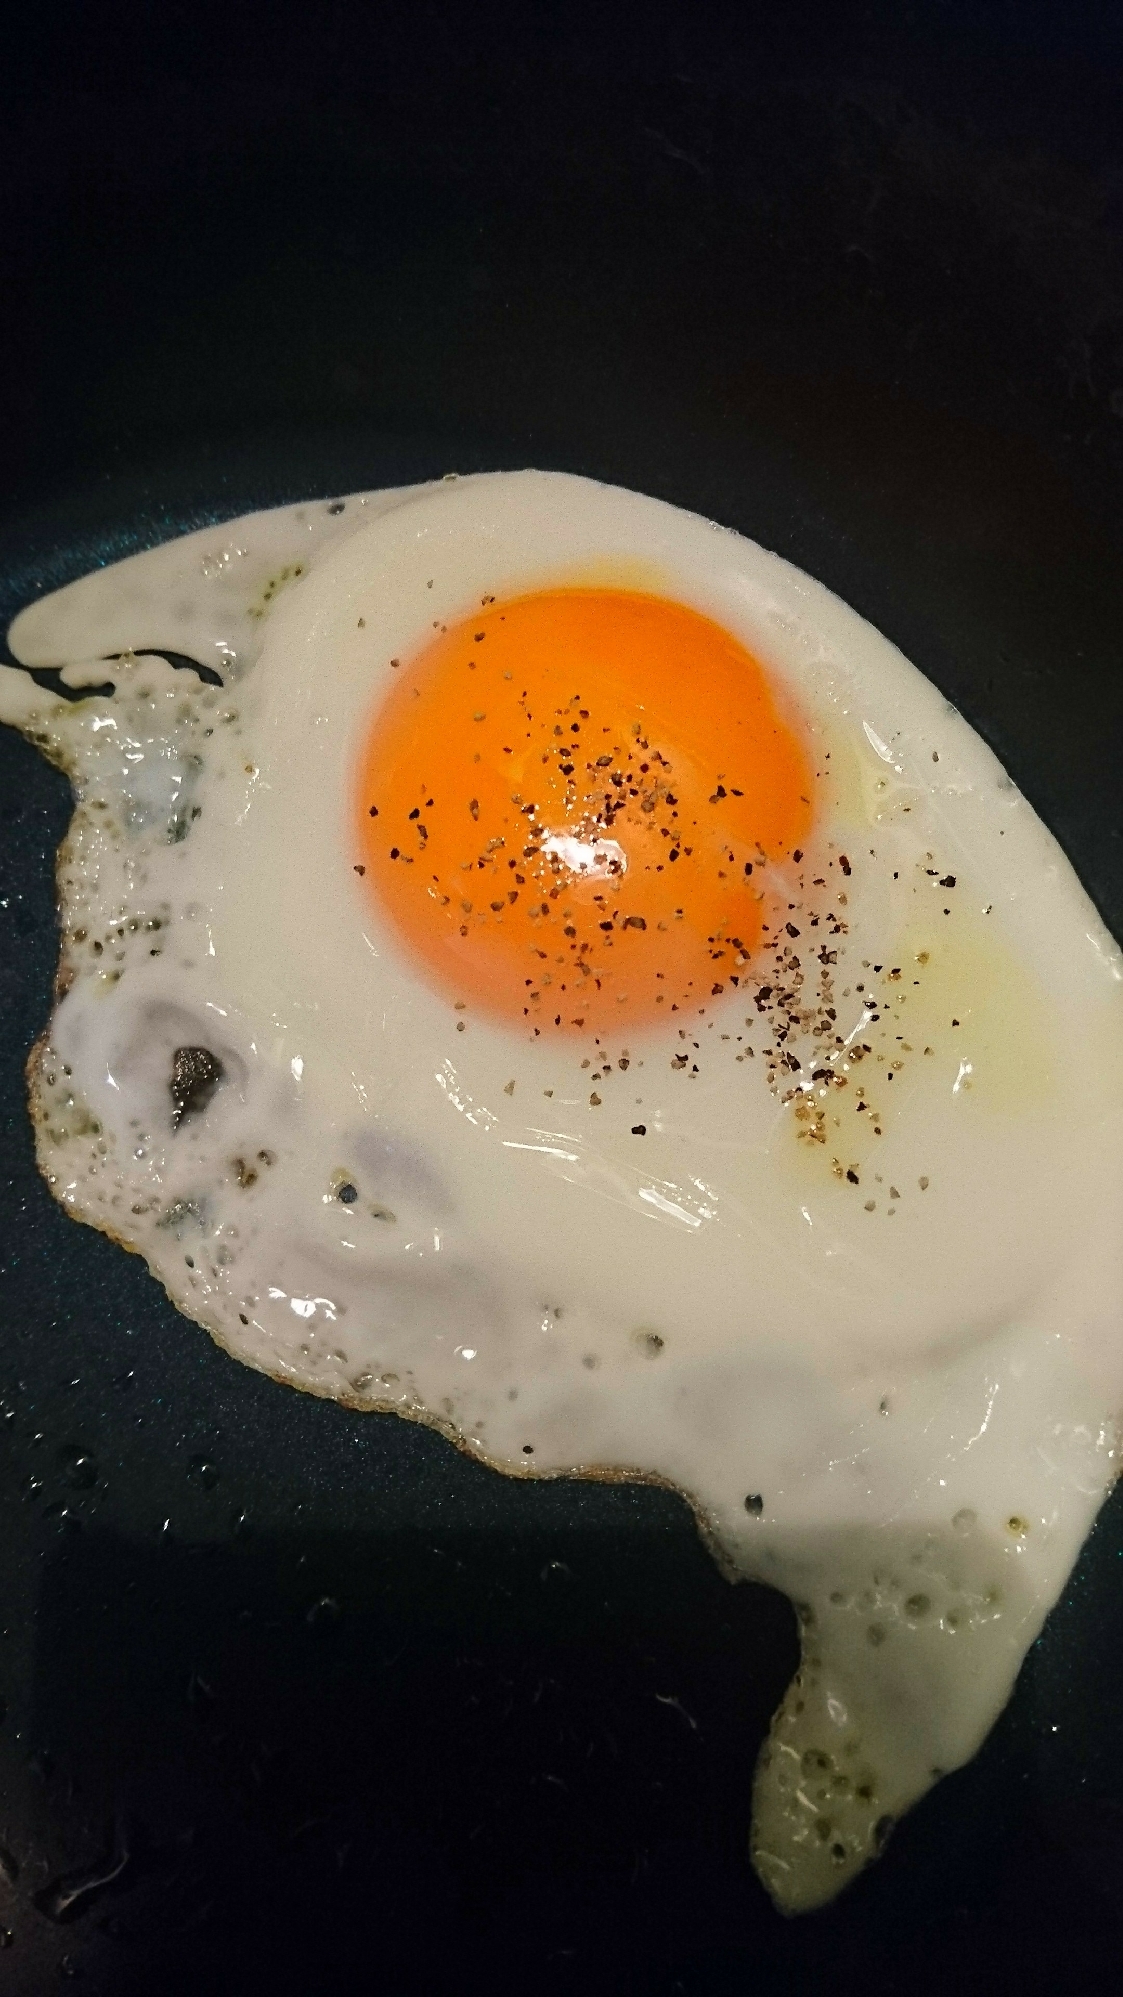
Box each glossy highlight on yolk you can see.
[356,588,812,1033]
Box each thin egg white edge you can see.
[1,469,1120,1917]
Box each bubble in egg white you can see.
[2,470,1121,1913]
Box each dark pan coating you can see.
[2,3,1123,1989]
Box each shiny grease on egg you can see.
[1,470,1121,1915]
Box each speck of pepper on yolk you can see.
[356,587,812,1033]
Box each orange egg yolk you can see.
[356,587,812,1034]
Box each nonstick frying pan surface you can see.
[1,5,1122,1991]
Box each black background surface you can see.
[1,4,1122,1991]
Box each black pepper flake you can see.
[368,804,378,817]
[337,1183,358,1204]
[631,1124,647,1135]
[838,854,852,875]
[939,875,957,888]
[744,1494,764,1516]
[353,864,366,876]
[846,1168,860,1185]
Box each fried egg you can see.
[2,470,1121,1913]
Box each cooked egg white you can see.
[2,470,1120,1913]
